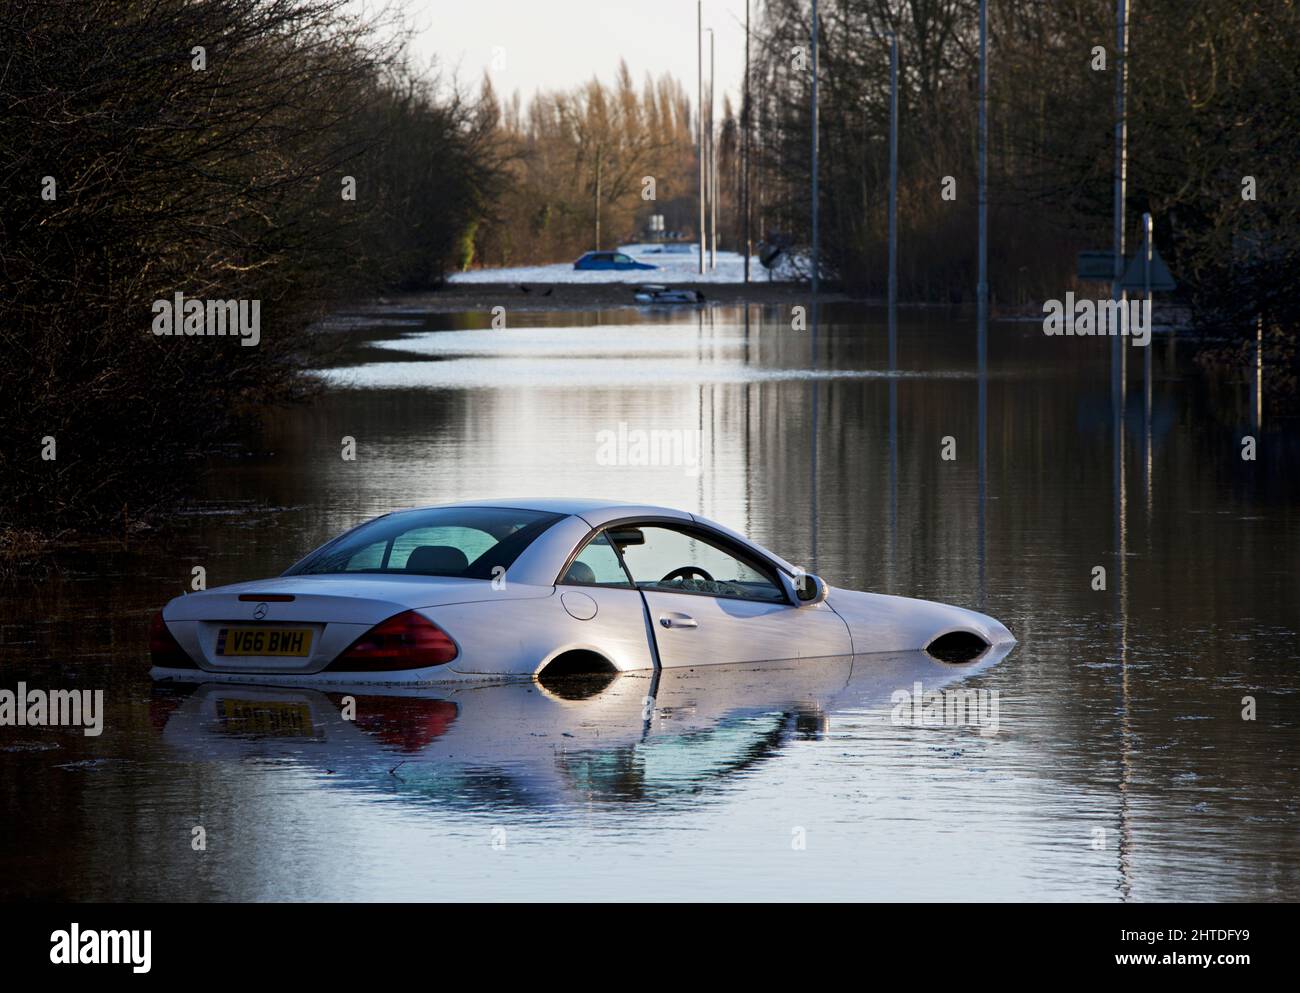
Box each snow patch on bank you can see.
[449,244,800,285]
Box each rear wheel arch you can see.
[535,648,618,679]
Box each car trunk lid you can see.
[164,574,549,674]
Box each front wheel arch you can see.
[925,629,991,663]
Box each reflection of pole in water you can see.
[1113,297,1134,900]
[1117,499,1134,901]
[978,343,987,608]
[1255,312,1264,432]
[889,353,898,594]
[697,308,705,513]
[810,302,819,572]
[1117,592,1135,900]
[744,307,752,534]
[1142,213,1153,518]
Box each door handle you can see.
[659,614,698,629]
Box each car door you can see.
[610,522,852,667]
[550,531,657,672]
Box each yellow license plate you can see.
[216,626,313,657]
[215,699,314,736]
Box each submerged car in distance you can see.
[150,499,1016,686]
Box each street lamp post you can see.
[810,0,819,295]
[977,0,988,372]
[888,32,898,366]
[709,27,717,270]
[1112,0,1130,410]
[697,1,705,275]
[743,0,751,283]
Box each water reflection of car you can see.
[154,647,1011,808]
[150,499,1015,687]
[573,251,657,271]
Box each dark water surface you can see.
[2,303,1297,901]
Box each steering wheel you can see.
[660,565,714,584]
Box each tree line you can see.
[473,62,697,266]
[467,0,1295,403]
[0,0,504,542]
[740,0,1296,390]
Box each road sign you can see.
[1122,237,1177,292]
[1076,250,1116,280]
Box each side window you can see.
[561,532,632,587]
[612,525,786,603]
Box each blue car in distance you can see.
[573,250,657,271]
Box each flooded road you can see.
[2,302,1297,901]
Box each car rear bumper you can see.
[149,664,522,688]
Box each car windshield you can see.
[286,507,565,579]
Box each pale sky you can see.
[380,0,753,111]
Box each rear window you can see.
[286,507,565,580]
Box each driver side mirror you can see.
[785,571,828,606]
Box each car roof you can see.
[381,499,797,577]
[403,497,684,518]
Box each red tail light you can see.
[331,610,458,671]
[150,611,198,668]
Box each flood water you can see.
[2,301,1297,901]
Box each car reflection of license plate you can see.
[216,627,312,657]
[215,699,313,736]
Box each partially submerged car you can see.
[573,250,657,271]
[634,284,704,304]
[150,499,1015,686]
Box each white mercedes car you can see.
[150,498,1015,685]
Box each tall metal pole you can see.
[810,0,819,295]
[743,0,751,283]
[1112,0,1129,409]
[710,28,717,270]
[697,1,705,275]
[888,33,899,364]
[977,0,988,371]
[976,1,988,607]
[888,29,899,578]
